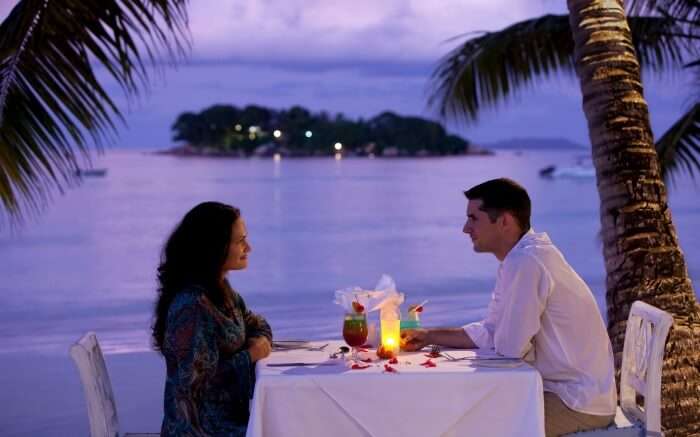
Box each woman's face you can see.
[222,217,251,273]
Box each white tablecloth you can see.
[247,341,545,437]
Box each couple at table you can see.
[152,178,616,437]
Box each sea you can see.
[0,148,698,436]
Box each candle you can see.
[381,318,401,355]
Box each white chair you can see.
[566,300,673,437]
[70,332,159,437]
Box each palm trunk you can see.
[567,0,700,435]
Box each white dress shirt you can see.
[464,230,617,415]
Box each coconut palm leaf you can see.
[428,14,687,123]
[0,0,189,223]
[656,102,700,182]
[628,0,700,24]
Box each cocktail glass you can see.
[342,312,368,360]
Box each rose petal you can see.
[384,364,398,373]
[420,359,436,367]
[388,357,398,364]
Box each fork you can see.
[441,351,457,361]
[307,343,329,352]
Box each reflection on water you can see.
[1,149,698,355]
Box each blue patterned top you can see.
[161,283,272,436]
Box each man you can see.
[401,178,616,436]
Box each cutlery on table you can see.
[266,362,338,367]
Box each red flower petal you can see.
[351,363,370,370]
[388,357,398,364]
[420,359,436,367]
[384,364,397,373]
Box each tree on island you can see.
[431,0,700,434]
[170,104,475,157]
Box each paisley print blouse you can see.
[161,284,272,436]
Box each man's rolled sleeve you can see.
[463,321,494,349]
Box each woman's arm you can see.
[235,293,273,341]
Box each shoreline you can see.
[153,144,494,159]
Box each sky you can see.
[0,0,693,149]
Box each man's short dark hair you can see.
[464,178,531,232]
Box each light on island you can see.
[334,142,343,151]
[273,130,282,138]
[305,130,313,138]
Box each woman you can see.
[153,201,272,436]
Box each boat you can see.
[539,157,595,179]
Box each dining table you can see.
[246,340,545,437]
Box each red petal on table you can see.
[424,352,440,358]
[384,364,398,373]
[420,359,436,367]
[351,363,370,370]
[388,357,398,364]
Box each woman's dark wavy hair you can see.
[152,201,240,351]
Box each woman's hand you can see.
[247,336,272,362]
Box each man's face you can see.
[462,199,502,254]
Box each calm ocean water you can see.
[1,149,698,356]
[1,149,699,436]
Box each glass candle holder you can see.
[380,318,401,355]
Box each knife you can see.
[266,362,338,367]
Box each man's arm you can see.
[401,327,477,351]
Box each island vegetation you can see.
[163,104,489,158]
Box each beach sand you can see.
[0,351,164,436]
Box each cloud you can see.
[185,0,567,67]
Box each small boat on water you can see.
[539,157,595,179]
[76,168,108,177]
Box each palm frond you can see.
[427,14,687,123]
[657,102,700,183]
[628,0,700,23]
[0,0,189,224]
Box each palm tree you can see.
[566,1,700,432]
[431,1,700,434]
[429,7,699,183]
[0,0,189,224]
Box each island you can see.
[158,104,491,158]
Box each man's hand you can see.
[400,328,430,351]
[247,336,272,362]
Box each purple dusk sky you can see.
[1,0,692,149]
